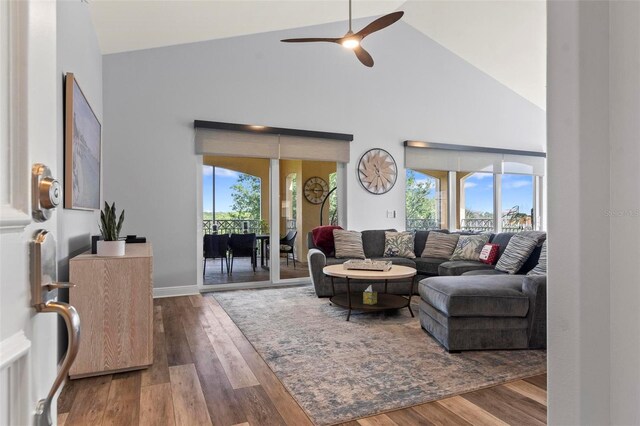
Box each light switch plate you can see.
[386,210,396,219]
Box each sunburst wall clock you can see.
[357,148,397,195]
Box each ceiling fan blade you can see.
[356,11,404,39]
[354,46,374,67]
[281,37,340,43]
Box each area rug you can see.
[213,285,546,425]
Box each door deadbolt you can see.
[32,163,61,222]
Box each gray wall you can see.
[608,0,640,422]
[55,0,102,358]
[56,1,102,280]
[102,20,545,289]
[548,1,640,423]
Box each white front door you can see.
[0,0,61,424]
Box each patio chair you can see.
[279,230,297,268]
[203,234,230,276]
[229,233,258,274]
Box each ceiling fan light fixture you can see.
[341,38,360,49]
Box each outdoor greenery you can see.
[329,172,337,225]
[291,174,297,220]
[229,174,261,219]
[405,170,436,219]
[465,209,493,219]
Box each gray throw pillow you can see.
[527,240,547,276]
[333,230,365,259]
[383,231,416,259]
[495,234,538,274]
[450,233,491,261]
[421,232,460,259]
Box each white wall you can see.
[548,1,640,423]
[56,0,102,281]
[102,20,545,288]
[609,1,640,423]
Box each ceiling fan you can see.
[281,0,404,68]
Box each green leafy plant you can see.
[99,202,125,241]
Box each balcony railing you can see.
[461,218,533,232]
[407,217,533,232]
[203,219,296,235]
[204,219,266,235]
[460,218,494,232]
[406,218,441,231]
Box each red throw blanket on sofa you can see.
[312,225,343,256]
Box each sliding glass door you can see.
[201,156,271,287]
[276,159,339,282]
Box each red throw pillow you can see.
[479,243,500,265]
[312,225,343,256]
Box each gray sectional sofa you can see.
[307,229,544,296]
[307,228,547,352]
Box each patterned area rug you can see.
[213,285,546,425]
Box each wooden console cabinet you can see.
[69,243,153,379]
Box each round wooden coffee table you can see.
[323,264,417,321]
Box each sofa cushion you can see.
[414,257,446,275]
[372,257,416,268]
[362,229,396,258]
[479,243,500,264]
[450,234,491,261]
[516,231,547,246]
[413,230,449,258]
[495,234,538,274]
[383,231,416,259]
[419,275,529,317]
[421,232,459,259]
[438,261,495,276]
[461,269,509,276]
[488,233,514,258]
[333,230,365,259]
[519,242,544,274]
[527,240,547,276]
[325,257,345,266]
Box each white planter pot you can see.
[97,240,126,256]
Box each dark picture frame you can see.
[64,72,101,210]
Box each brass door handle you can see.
[34,301,81,426]
[31,230,81,425]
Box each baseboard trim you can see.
[153,285,200,298]
[199,279,311,293]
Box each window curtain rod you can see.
[194,120,353,142]
[404,140,546,158]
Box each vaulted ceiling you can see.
[88,0,546,109]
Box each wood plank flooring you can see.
[58,294,547,426]
[204,258,309,285]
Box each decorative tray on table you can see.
[343,259,392,271]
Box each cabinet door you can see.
[70,257,153,377]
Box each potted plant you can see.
[97,202,125,256]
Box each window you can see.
[404,142,545,232]
[405,169,447,230]
[459,173,494,231]
[501,174,534,231]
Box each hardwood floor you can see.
[204,257,309,285]
[58,294,547,426]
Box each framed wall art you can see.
[64,72,101,210]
